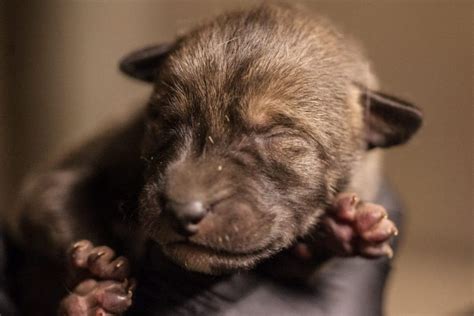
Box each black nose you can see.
[165,200,208,236]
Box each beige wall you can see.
[2,1,472,314]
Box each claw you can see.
[90,251,106,261]
[350,194,359,207]
[126,278,136,295]
[385,246,394,259]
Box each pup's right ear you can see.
[358,86,423,149]
[119,43,174,83]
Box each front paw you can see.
[58,240,135,316]
[322,193,398,258]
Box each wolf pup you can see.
[6,3,422,315]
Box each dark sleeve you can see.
[129,179,404,316]
[222,179,403,316]
[0,225,18,316]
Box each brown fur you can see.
[134,3,375,273]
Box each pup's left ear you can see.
[360,87,423,149]
[119,43,174,83]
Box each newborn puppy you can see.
[6,3,422,315]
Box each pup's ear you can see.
[360,87,423,149]
[119,43,174,83]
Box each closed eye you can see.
[259,126,308,144]
[259,128,311,157]
[265,129,291,139]
[252,124,293,138]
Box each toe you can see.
[331,192,359,221]
[354,202,387,233]
[70,240,94,268]
[361,218,398,243]
[74,279,99,295]
[87,246,117,279]
[59,294,88,316]
[95,280,134,314]
[358,242,394,259]
[108,256,130,280]
[59,280,100,316]
[323,217,356,255]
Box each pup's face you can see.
[121,5,422,274]
[138,68,338,274]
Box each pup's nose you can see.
[165,200,208,236]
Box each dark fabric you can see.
[0,226,17,316]
[0,179,402,315]
[130,179,403,316]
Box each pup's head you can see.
[120,5,422,274]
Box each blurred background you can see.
[0,0,472,315]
